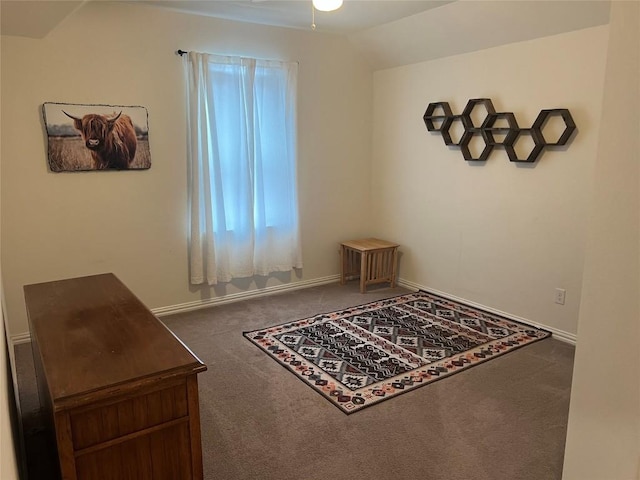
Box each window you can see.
[184,52,302,285]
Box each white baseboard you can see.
[152,274,341,317]
[11,332,31,345]
[397,279,577,345]
[11,274,575,346]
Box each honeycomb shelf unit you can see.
[423,99,576,163]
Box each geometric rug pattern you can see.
[244,291,551,414]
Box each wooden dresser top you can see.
[24,273,206,409]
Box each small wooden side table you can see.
[340,238,399,293]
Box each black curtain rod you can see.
[176,50,298,64]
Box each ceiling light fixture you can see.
[312,0,343,12]
[310,0,343,30]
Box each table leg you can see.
[360,251,367,293]
[391,247,398,288]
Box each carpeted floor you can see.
[14,282,575,480]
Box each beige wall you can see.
[562,1,640,478]
[1,136,19,479]
[0,1,373,336]
[370,26,609,337]
[1,43,20,474]
[1,303,20,480]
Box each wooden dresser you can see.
[24,273,207,480]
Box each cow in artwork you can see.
[63,110,137,170]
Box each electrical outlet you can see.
[555,288,566,305]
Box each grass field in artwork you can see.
[47,136,151,172]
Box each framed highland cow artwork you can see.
[42,102,151,172]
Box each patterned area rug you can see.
[244,291,551,414]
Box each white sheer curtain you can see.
[184,52,302,285]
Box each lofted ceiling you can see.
[135,0,454,34]
[0,0,612,69]
[0,0,454,38]
[0,1,86,38]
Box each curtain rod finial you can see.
[177,49,188,56]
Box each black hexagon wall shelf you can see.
[423,102,452,132]
[532,109,576,146]
[461,98,496,129]
[481,112,520,146]
[505,128,545,163]
[441,115,467,146]
[423,99,576,164]
[460,131,494,161]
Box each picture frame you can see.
[42,102,151,172]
